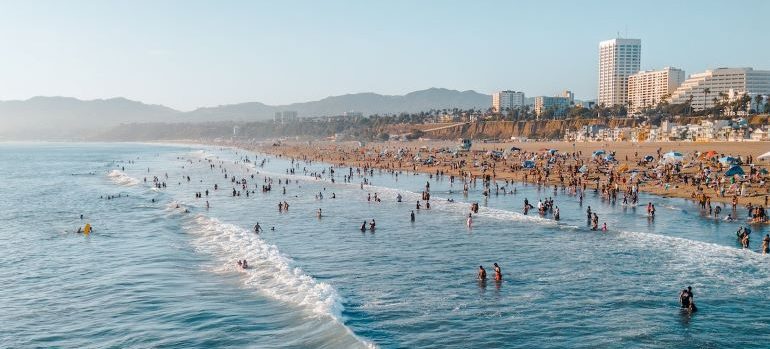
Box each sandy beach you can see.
[245,139,770,209]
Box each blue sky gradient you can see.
[0,0,767,110]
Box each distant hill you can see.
[0,88,491,139]
[0,96,180,139]
[184,88,491,121]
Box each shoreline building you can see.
[598,38,641,108]
[627,67,685,112]
[535,90,574,118]
[668,67,770,111]
[274,111,298,124]
[492,90,525,113]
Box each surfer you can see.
[477,265,487,280]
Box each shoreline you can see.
[236,139,770,210]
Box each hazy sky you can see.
[0,0,767,110]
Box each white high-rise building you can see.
[668,67,770,111]
[598,38,641,108]
[627,67,685,112]
[492,90,525,112]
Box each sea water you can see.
[1,142,769,348]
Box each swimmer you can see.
[360,221,367,232]
[467,213,473,228]
[493,263,502,281]
[254,223,262,233]
[369,219,376,231]
[762,234,769,254]
[601,222,607,231]
[477,265,487,280]
[317,208,322,218]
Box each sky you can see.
[0,0,768,111]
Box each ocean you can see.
[1,142,769,348]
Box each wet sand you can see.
[238,139,770,209]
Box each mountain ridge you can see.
[0,88,492,138]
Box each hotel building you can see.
[668,67,770,111]
[598,38,641,108]
[627,67,685,112]
[492,90,525,112]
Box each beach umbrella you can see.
[664,151,683,158]
[725,165,745,176]
[758,151,770,160]
[700,150,718,159]
[662,151,684,164]
[592,150,606,156]
[578,165,588,173]
[643,155,655,162]
[548,149,558,155]
[618,163,629,172]
[760,168,769,175]
[522,160,535,169]
[718,156,737,166]
[510,146,521,152]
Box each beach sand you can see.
[242,139,770,208]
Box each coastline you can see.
[226,139,770,209]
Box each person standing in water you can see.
[493,263,502,281]
[360,221,366,232]
[254,223,262,233]
[410,210,415,222]
[477,265,487,280]
[762,234,770,254]
[467,213,473,228]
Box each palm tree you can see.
[703,88,711,116]
[718,92,728,115]
[754,94,764,114]
[712,97,719,116]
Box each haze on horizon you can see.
[0,0,768,111]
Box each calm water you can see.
[1,142,769,348]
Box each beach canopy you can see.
[758,151,770,160]
[592,150,606,156]
[718,156,737,165]
[700,150,718,159]
[725,165,745,176]
[522,160,535,169]
[661,151,684,163]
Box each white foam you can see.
[248,164,556,226]
[187,214,345,319]
[107,169,140,186]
